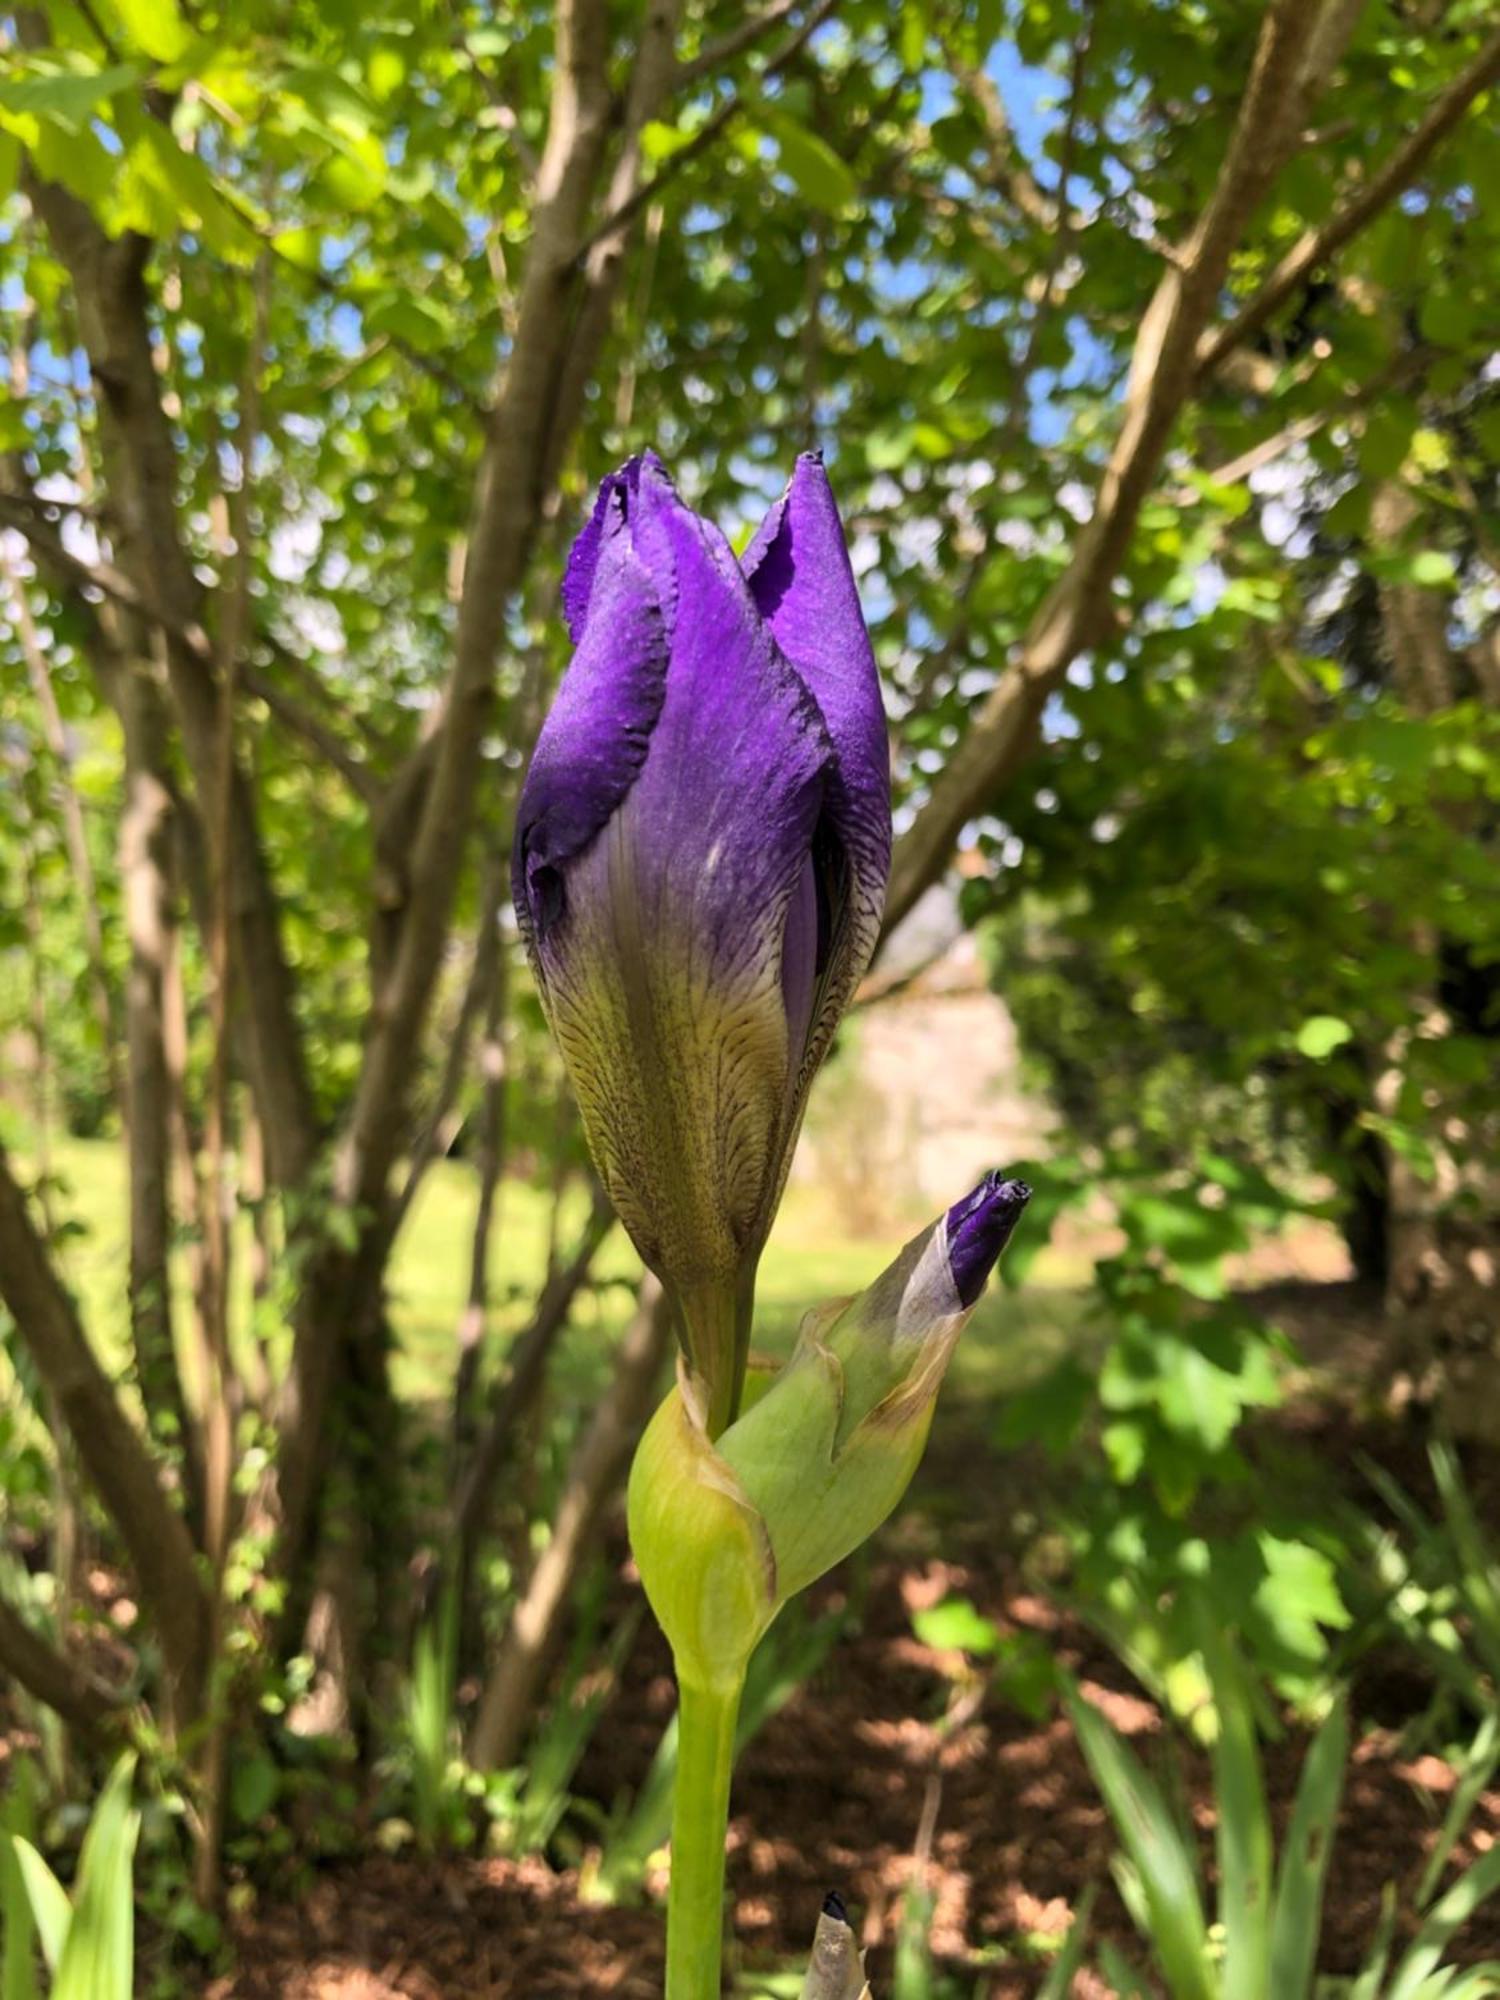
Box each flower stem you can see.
[666,1673,744,2000]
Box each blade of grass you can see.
[1350,1881,1399,2000]
[1097,1938,1156,1998]
[1430,1443,1500,1686]
[1065,1681,1214,2000]
[53,1754,138,2000]
[1269,1691,1348,2000]
[1419,1711,1500,1908]
[1199,1619,1272,2000]
[11,1842,70,1978]
[1037,1883,1097,2000]
[1387,1845,1500,2000]
[1,1755,40,2000]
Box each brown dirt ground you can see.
[210,1283,1500,2000]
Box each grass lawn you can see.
[23,1136,1088,1418]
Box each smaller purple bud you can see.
[944,1173,1032,1307]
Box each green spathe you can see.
[628,1205,979,1690]
[628,1373,777,1692]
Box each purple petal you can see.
[514,482,668,935]
[559,453,650,642]
[742,455,891,1083]
[517,457,834,1405]
[944,1173,1032,1306]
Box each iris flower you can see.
[514,451,890,1433]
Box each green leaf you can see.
[0,130,20,206]
[1066,1682,1215,2000]
[53,1755,137,2000]
[1419,1711,1500,1909]
[912,1595,1001,1656]
[0,60,139,131]
[11,1843,70,1978]
[994,1358,1093,1457]
[1251,1534,1350,1667]
[103,0,189,63]
[1269,1693,1348,2000]
[1429,1442,1500,1685]
[1,1757,40,2000]
[1295,1015,1353,1060]
[1036,1883,1096,2000]
[760,112,858,215]
[1388,1845,1500,2000]
[230,1750,280,1826]
[1198,1621,1272,2000]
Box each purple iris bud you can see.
[513,451,890,1433]
[944,1173,1033,1307]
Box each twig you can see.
[1,547,123,1107]
[0,1588,123,1738]
[1196,24,1500,381]
[678,0,799,84]
[882,0,1367,935]
[1004,1,1095,436]
[572,0,843,261]
[0,491,381,800]
[449,12,543,182]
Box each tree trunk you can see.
[121,656,204,1529]
[0,1143,209,1723]
[1371,480,1500,1432]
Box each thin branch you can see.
[450,19,542,182]
[0,1588,123,1737]
[678,0,799,85]
[1196,24,1500,381]
[0,1141,210,1719]
[962,63,1055,230]
[240,662,381,801]
[573,0,843,261]
[467,1272,671,1772]
[391,852,509,1229]
[1004,2,1095,435]
[451,910,511,1459]
[451,1189,617,1561]
[0,547,122,1108]
[0,492,381,800]
[883,0,1345,935]
[273,0,621,1597]
[1180,348,1422,493]
[16,142,320,1186]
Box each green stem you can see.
[666,1673,744,2000]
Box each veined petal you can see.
[559,455,646,642]
[513,475,668,932]
[743,454,891,1102]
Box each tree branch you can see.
[678,0,799,85]
[542,0,688,485]
[1196,22,1500,382]
[572,0,842,261]
[452,1188,616,1562]
[273,0,623,1593]
[0,491,380,801]
[882,0,1362,935]
[0,547,122,1109]
[20,134,319,1189]
[962,62,1056,230]
[0,1588,123,1737]
[0,1144,209,1719]
[468,1272,671,1772]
